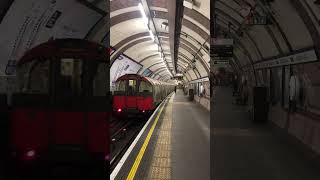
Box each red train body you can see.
[112,74,175,116]
[9,39,110,176]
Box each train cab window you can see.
[128,80,137,95]
[93,62,108,96]
[139,81,152,93]
[59,59,82,96]
[18,60,49,94]
[116,80,126,92]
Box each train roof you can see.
[18,39,108,66]
[116,74,174,86]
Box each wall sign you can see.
[45,10,62,28]
[189,76,209,84]
[210,38,234,58]
[254,49,318,69]
[5,60,17,75]
[142,68,153,77]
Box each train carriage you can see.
[9,39,110,177]
[113,74,174,117]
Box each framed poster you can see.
[110,54,142,90]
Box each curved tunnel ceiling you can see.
[212,0,319,80]
[110,0,211,81]
[0,0,108,75]
[0,0,318,83]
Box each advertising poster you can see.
[110,54,142,90]
[0,0,102,74]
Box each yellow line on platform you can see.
[126,97,168,180]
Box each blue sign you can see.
[5,60,17,75]
[142,68,153,77]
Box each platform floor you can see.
[112,89,210,180]
[212,87,320,180]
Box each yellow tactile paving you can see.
[147,96,174,180]
[151,157,171,167]
[148,167,171,180]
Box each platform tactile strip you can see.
[147,96,173,180]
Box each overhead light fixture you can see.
[183,0,193,9]
[138,3,149,28]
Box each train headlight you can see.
[104,154,110,161]
[117,108,122,112]
[24,150,36,160]
[142,110,145,113]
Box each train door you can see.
[51,57,109,160]
[126,79,138,109]
[137,80,153,111]
[51,58,86,148]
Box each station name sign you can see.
[189,77,209,84]
[254,49,318,69]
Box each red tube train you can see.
[112,74,175,117]
[9,39,110,177]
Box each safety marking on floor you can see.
[126,94,174,180]
[110,94,173,180]
[147,94,174,180]
[148,167,171,179]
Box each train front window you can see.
[116,80,126,92]
[18,60,49,94]
[139,81,152,93]
[93,62,108,96]
[59,58,82,96]
[128,79,137,95]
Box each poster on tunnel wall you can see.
[0,0,103,75]
[110,54,142,91]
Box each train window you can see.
[270,67,283,105]
[139,81,152,93]
[59,59,82,96]
[128,80,137,94]
[116,80,126,92]
[24,61,50,93]
[17,61,34,92]
[93,62,108,96]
